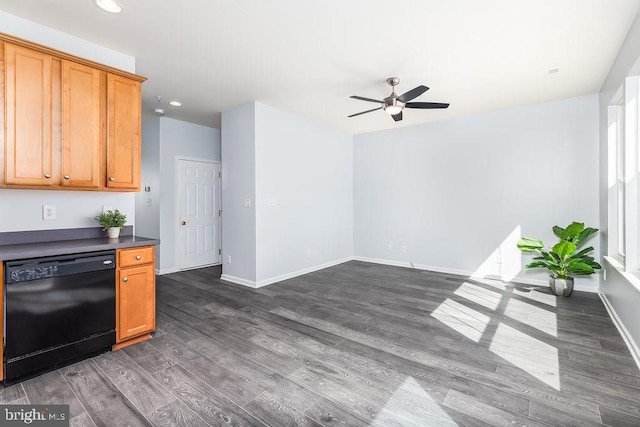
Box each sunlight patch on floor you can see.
[489,323,560,390]
[469,277,507,291]
[370,377,458,426]
[431,298,490,342]
[504,298,557,337]
[455,282,503,310]
[513,287,557,307]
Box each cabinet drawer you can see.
[118,246,154,267]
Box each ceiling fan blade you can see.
[391,111,403,122]
[348,107,383,118]
[405,102,450,109]
[397,85,429,103]
[350,95,384,104]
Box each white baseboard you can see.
[156,267,179,275]
[219,274,258,288]
[599,292,640,371]
[221,257,354,288]
[352,256,597,292]
[353,256,471,277]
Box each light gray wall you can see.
[598,11,640,357]
[354,94,600,291]
[254,102,353,283]
[141,117,221,273]
[0,11,136,233]
[135,117,161,241]
[221,103,257,282]
[0,11,134,71]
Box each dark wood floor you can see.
[2,261,639,426]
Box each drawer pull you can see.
[123,277,128,282]
[64,175,70,179]
[136,255,142,260]
[109,177,116,182]
[44,173,51,178]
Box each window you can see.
[615,103,625,259]
[608,75,640,271]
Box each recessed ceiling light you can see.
[169,101,182,107]
[547,68,559,75]
[94,0,123,14]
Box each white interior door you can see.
[178,159,221,269]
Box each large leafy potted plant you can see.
[95,209,127,239]
[517,222,601,297]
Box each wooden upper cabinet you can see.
[61,60,103,188]
[106,74,141,190]
[4,44,54,186]
[0,34,145,191]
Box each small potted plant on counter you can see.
[517,221,601,297]
[95,209,127,239]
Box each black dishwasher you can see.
[4,251,116,383]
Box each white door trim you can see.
[175,157,221,270]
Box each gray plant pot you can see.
[549,275,574,297]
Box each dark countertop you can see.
[0,227,159,261]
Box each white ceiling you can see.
[1,0,639,135]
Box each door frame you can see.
[174,156,221,270]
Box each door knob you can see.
[181,221,187,225]
[44,173,51,178]
[123,277,128,282]
[109,177,116,182]
[64,175,70,179]
[136,255,141,260]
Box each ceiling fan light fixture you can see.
[384,105,403,116]
[94,0,123,14]
[384,97,404,116]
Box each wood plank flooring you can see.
[3,261,640,426]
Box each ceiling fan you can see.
[348,77,449,122]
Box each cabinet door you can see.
[106,74,141,190]
[61,60,102,188]
[4,44,53,185]
[117,264,155,342]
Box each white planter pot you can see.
[107,227,121,239]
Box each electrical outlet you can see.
[42,205,56,220]
[387,243,392,251]
[244,198,252,208]
[401,245,407,253]
[227,255,232,264]
[306,249,311,257]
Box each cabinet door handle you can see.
[123,277,128,282]
[136,255,141,260]
[64,175,70,179]
[181,221,187,225]
[109,177,116,182]
[44,173,51,178]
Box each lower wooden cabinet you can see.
[115,246,155,349]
